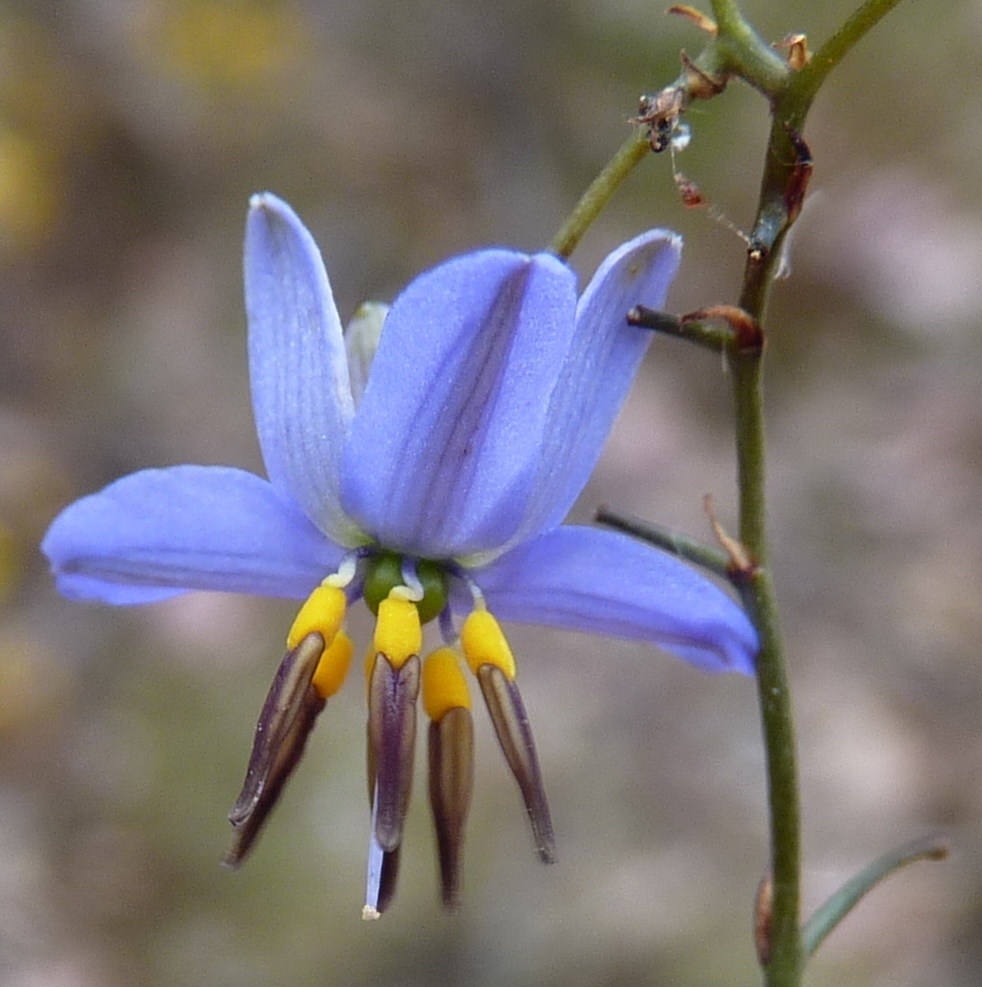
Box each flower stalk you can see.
[564,1,914,983]
[594,506,733,580]
[701,2,911,984]
[548,128,650,260]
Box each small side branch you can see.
[595,506,734,580]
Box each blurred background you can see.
[1,0,979,984]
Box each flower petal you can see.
[520,229,682,537]
[471,525,758,674]
[341,249,577,559]
[41,466,345,604]
[245,193,360,544]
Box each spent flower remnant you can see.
[42,193,758,916]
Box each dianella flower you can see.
[42,193,758,916]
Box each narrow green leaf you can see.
[803,835,950,959]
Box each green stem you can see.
[729,343,801,984]
[726,4,909,983]
[709,0,789,98]
[715,9,798,986]
[546,4,909,985]
[594,506,733,578]
[549,129,650,260]
[790,0,907,110]
[626,307,733,352]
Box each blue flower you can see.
[42,193,757,916]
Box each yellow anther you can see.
[311,629,355,699]
[422,648,471,721]
[287,582,347,650]
[373,594,422,670]
[460,608,516,680]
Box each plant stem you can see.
[790,0,907,110]
[729,337,802,985]
[549,129,650,260]
[711,4,798,982]
[710,0,789,98]
[549,4,909,983]
[626,306,733,352]
[724,0,909,979]
[594,506,733,578]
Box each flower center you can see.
[229,557,556,914]
[362,551,449,625]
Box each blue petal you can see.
[341,249,577,559]
[245,193,360,545]
[41,466,345,604]
[470,525,758,674]
[519,230,682,538]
